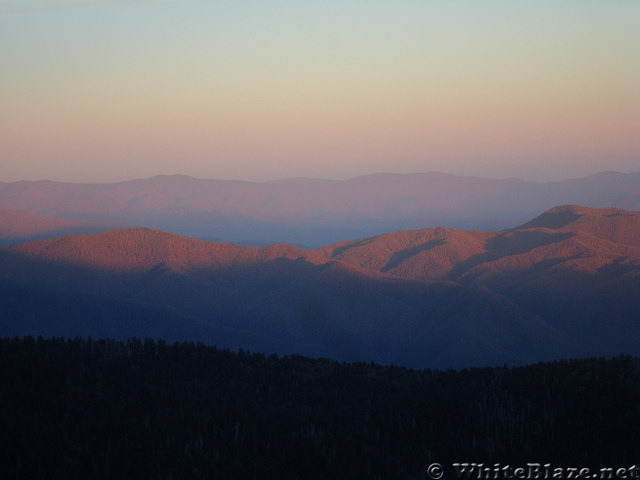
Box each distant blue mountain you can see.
[1,171,639,246]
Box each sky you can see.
[1,0,639,183]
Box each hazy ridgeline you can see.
[1,171,639,246]
[1,337,638,479]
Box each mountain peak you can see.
[519,205,603,230]
[516,205,640,247]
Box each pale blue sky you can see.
[1,1,639,182]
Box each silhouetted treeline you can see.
[1,336,638,479]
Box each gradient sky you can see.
[1,0,639,183]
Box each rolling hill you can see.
[317,205,640,278]
[317,205,640,356]
[1,205,638,368]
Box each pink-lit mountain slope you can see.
[317,205,640,281]
[1,229,564,370]
[1,205,638,368]
[316,205,640,355]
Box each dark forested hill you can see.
[0,337,638,479]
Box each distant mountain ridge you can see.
[1,171,639,246]
[0,210,131,246]
[1,204,638,368]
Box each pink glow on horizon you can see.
[1,1,638,182]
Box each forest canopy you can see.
[1,336,638,479]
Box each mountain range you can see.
[1,171,639,246]
[1,204,638,369]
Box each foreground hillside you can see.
[1,337,638,479]
[1,171,639,246]
[1,205,638,368]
